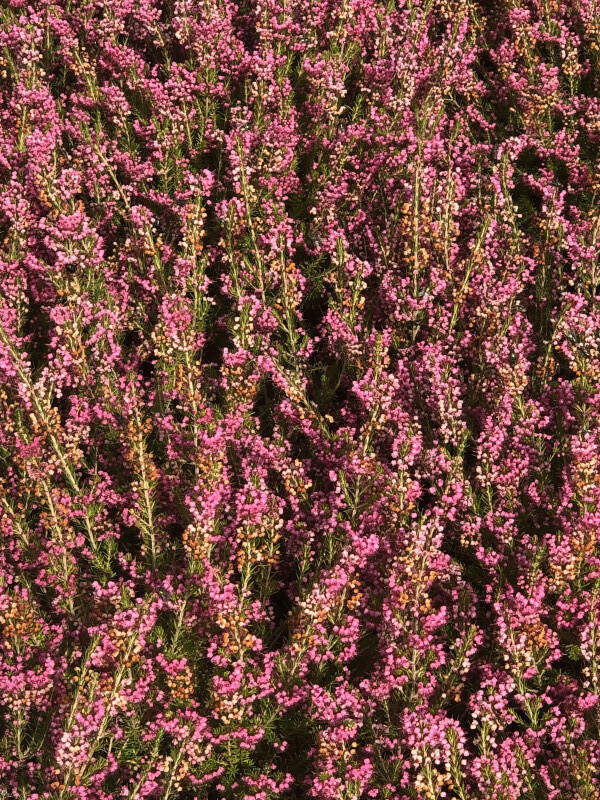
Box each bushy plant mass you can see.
[1,0,600,797]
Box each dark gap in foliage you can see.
[349,630,379,680]
[511,177,542,226]
[119,524,142,560]
[309,356,347,414]
[165,521,185,543]
[415,476,436,514]
[269,585,293,649]
[22,303,51,377]
[442,533,492,611]
[201,319,231,369]
[233,0,259,54]
[50,394,70,426]
[139,355,154,380]
[553,351,576,382]
[122,327,142,350]
[299,279,330,338]
[288,429,314,463]
[554,654,583,680]
[549,157,569,188]
[343,58,363,118]
[253,375,280,437]
[516,147,543,174]
[225,441,244,492]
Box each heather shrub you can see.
[1,0,600,798]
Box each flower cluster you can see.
[1,0,600,798]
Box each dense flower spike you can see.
[1,0,600,797]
